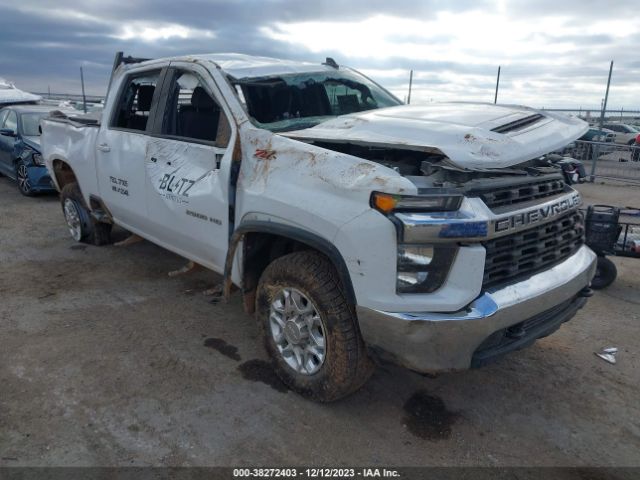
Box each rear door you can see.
[95,67,165,230]
[143,64,234,270]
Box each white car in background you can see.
[601,123,639,145]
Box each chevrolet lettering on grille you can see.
[494,193,582,233]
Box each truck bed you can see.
[41,112,101,195]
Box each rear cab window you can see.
[111,70,162,132]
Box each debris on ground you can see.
[595,347,618,364]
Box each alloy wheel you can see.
[63,198,83,241]
[17,164,31,194]
[269,287,326,375]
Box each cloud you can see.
[0,0,638,109]
[113,22,216,42]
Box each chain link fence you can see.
[561,140,640,185]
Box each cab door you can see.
[143,64,234,270]
[95,67,165,230]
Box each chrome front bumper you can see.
[356,245,597,372]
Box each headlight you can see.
[32,152,43,165]
[396,244,458,293]
[371,191,463,214]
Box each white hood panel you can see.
[283,102,588,170]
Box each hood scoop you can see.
[491,114,545,134]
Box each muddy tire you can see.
[60,183,112,246]
[591,256,617,290]
[256,251,373,401]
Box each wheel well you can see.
[238,230,355,314]
[52,159,77,190]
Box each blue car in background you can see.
[0,105,63,196]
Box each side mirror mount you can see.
[0,128,16,137]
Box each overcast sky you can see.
[1,0,638,109]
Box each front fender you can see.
[223,220,357,306]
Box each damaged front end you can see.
[284,121,589,294]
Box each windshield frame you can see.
[229,67,403,133]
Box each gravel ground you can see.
[0,177,639,468]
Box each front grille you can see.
[482,211,584,288]
[471,177,566,210]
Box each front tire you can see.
[16,160,34,196]
[591,256,617,290]
[60,183,112,245]
[256,251,373,402]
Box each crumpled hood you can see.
[282,102,588,170]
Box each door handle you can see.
[97,143,111,153]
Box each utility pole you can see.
[407,70,413,105]
[590,61,614,182]
[80,66,87,114]
[494,66,501,104]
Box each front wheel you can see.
[16,160,34,196]
[591,256,617,290]
[256,251,373,402]
[60,183,112,245]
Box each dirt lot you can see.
[1,178,639,467]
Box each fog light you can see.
[397,271,429,287]
[398,245,434,269]
[396,244,457,294]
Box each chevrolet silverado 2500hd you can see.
[41,53,596,401]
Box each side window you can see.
[3,111,17,132]
[160,70,231,147]
[111,70,161,132]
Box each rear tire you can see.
[256,251,373,402]
[60,183,112,246]
[591,256,617,290]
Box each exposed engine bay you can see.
[310,141,584,191]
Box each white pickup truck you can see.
[41,52,596,401]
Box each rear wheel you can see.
[60,182,112,245]
[591,256,617,290]
[16,160,34,196]
[256,251,373,402]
